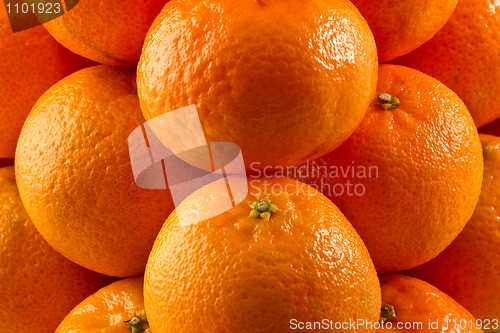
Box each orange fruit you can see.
[56,277,150,333]
[41,0,169,66]
[0,4,93,158]
[137,0,378,171]
[0,166,114,333]
[393,0,500,127]
[405,134,500,331]
[377,274,483,332]
[15,65,175,277]
[145,176,381,333]
[291,64,483,272]
[349,0,457,62]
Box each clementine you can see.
[349,0,457,62]
[291,64,483,272]
[137,0,378,171]
[41,0,169,66]
[56,277,150,333]
[0,4,93,158]
[145,176,381,333]
[15,65,175,277]
[405,134,500,332]
[377,274,483,332]
[0,166,114,333]
[393,0,500,127]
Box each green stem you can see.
[379,302,397,323]
[124,315,149,333]
[248,196,279,221]
[377,93,400,110]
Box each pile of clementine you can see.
[2,0,500,332]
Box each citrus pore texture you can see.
[138,0,378,171]
[406,134,500,330]
[0,166,114,333]
[15,65,175,277]
[349,0,457,62]
[378,274,482,332]
[42,0,170,65]
[145,177,381,333]
[292,65,483,272]
[0,5,93,158]
[393,0,500,127]
[56,277,148,332]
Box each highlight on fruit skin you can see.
[144,176,382,333]
[137,0,378,171]
[4,0,500,330]
[290,64,484,272]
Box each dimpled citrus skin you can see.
[138,0,378,171]
[56,277,150,333]
[349,0,457,62]
[377,274,483,333]
[0,166,114,333]
[0,5,93,158]
[405,134,500,332]
[292,64,483,272]
[145,177,381,333]
[393,0,500,127]
[15,65,175,277]
[42,0,169,66]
